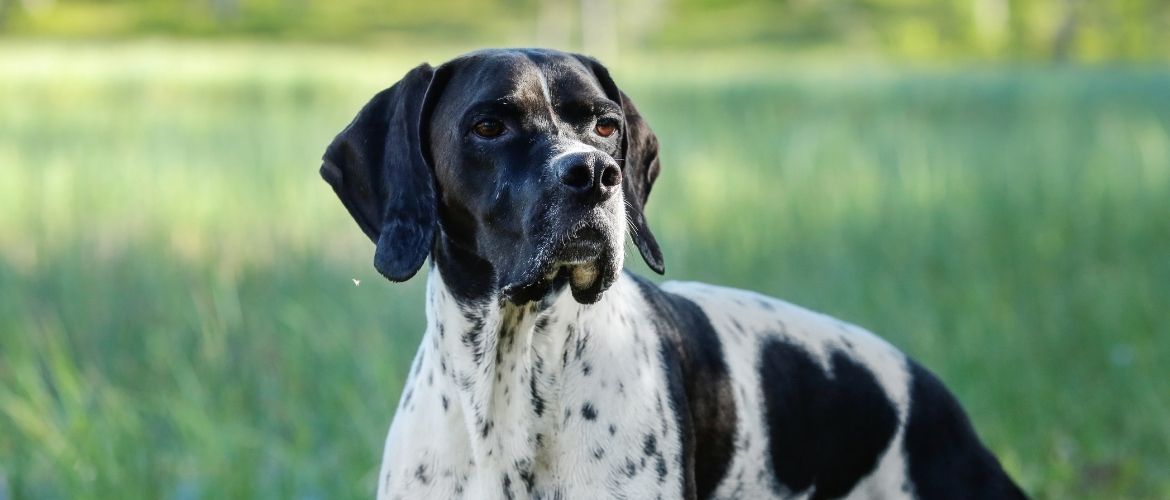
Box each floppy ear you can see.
[575,55,666,274]
[320,63,439,282]
[615,90,665,274]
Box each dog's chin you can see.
[500,239,621,305]
[563,259,614,304]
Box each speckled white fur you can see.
[661,281,915,500]
[376,273,922,499]
[378,270,686,500]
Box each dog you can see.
[320,48,1027,500]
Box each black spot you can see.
[593,447,606,459]
[582,362,592,376]
[441,394,449,411]
[519,468,535,493]
[624,458,638,477]
[656,456,668,482]
[643,433,658,456]
[903,361,1028,499]
[462,313,487,364]
[581,402,598,420]
[757,338,897,499]
[530,372,545,416]
[634,275,737,500]
[411,352,425,376]
[573,331,588,360]
[608,424,616,435]
[535,316,550,332]
[501,472,514,500]
[415,464,429,485]
[481,419,494,438]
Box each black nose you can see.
[558,152,622,202]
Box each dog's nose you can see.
[558,153,622,202]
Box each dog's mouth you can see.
[556,226,606,263]
[500,223,618,305]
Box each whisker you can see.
[624,209,640,239]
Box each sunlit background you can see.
[1,1,1168,498]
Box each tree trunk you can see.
[1052,0,1080,61]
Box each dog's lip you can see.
[499,224,614,304]
[571,225,605,240]
[555,226,606,263]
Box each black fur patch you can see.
[530,365,545,416]
[633,274,737,499]
[903,361,1028,499]
[581,402,598,420]
[757,338,898,499]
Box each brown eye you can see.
[473,119,505,138]
[595,120,618,138]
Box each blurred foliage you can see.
[1,43,1169,498]
[0,0,1168,60]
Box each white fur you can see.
[378,271,683,499]
[378,275,919,499]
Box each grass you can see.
[1,42,1168,499]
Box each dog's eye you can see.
[594,119,618,138]
[473,119,505,138]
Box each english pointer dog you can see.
[320,48,1027,500]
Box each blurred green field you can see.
[1,42,1168,499]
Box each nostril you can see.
[599,164,622,188]
[561,163,593,190]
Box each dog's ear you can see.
[320,63,442,282]
[575,55,666,274]
[615,90,665,274]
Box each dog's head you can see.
[321,49,663,304]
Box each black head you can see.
[321,48,663,304]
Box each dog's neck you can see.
[420,259,639,486]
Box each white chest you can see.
[376,273,685,500]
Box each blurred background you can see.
[1,1,1168,498]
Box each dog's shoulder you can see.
[624,275,907,497]
[647,278,1027,499]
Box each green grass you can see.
[1,42,1168,499]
